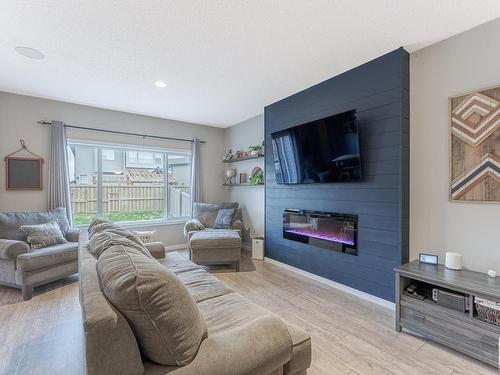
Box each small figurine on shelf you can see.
[225,169,236,184]
[236,150,248,158]
[223,149,234,162]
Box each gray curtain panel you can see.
[190,138,202,216]
[48,121,73,226]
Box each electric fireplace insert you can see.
[283,209,358,255]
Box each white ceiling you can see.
[1,1,500,128]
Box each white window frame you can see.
[68,139,192,227]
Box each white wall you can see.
[224,114,264,242]
[0,92,227,246]
[410,18,500,273]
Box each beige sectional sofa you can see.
[79,224,311,375]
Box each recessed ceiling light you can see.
[155,80,167,88]
[15,46,45,60]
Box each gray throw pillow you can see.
[97,245,207,366]
[213,208,235,229]
[20,219,67,249]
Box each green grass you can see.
[73,210,164,226]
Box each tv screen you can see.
[271,109,361,184]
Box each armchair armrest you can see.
[231,219,245,232]
[144,242,166,260]
[65,228,80,243]
[231,219,245,239]
[183,219,205,237]
[0,239,30,260]
[149,315,292,375]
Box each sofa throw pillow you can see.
[213,208,235,229]
[97,245,208,366]
[20,219,67,249]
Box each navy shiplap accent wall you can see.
[264,48,409,301]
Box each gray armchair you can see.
[0,208,79,300]
[183,202,245,270]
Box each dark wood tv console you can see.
[395,260,500,368]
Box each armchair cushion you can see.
[97,245,207,366]
[0,239,30,260]
[183,219,205,237]
[16,242,78,272]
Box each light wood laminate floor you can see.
[0,251,497,375]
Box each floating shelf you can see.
[223,183,264,187]
[222,154,264,163]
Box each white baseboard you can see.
[165,244,186,252]
[264,257,395,310]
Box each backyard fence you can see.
[71,184,191,217]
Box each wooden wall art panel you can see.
[449,86,500,202]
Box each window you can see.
[68,142,192,226]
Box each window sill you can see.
[75,218,189,229]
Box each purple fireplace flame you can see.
[284,227,355,246]
[283,209,358,254]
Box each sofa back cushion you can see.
[0,208,70,241]
[193,202,239,228]
[89,230,151,259]
[97,245,207,366]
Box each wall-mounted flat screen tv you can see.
[271,109,361,184]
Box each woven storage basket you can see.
[475,298,500,326]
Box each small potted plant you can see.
[248,144,263,156]
[249,169,263,185]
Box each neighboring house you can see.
[69,145,190,186]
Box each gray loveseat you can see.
[79,224,312,375]
[0,207,79,300]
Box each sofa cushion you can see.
[0,207,70,242]
[193,202,239,228]
[197,292,276,336]
[213,209,235,229]
[189,230,241,250]
[16,242,78,272]
[97,245,207,366]
[89,230,151,259]
[20,219,67,249]
[160,253,234,302]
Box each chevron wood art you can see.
[450,87,500,202]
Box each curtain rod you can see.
[37,121,206,144]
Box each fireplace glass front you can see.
[283,209,358,255]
